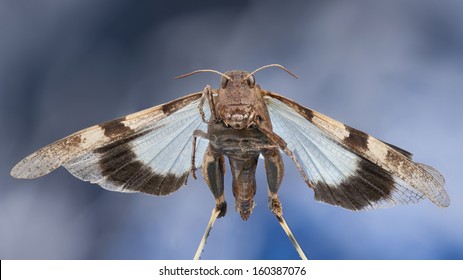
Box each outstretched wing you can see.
[11,92,210,196]
[263,91,449,210]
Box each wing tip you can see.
[435,192,451,208]
[10,164,46,179]
[10,156,58,179]
[10,165,23,179]
[10,160,30,179]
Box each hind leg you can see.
[264,149,308,260]
[202,144,227,217]
[193,144,226,259]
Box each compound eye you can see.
[246,75,255,88]
[220,76,229,88]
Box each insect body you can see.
[194,70,287,221]
[11,64,450,260]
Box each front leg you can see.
[198,85,217,123]
[191,129,210,179]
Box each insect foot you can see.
[269,196,283,217]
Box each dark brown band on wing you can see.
[382,141,413,159]
[343,125,369,151]
[161,93,203,116]
[313,159,395,210]
[94,131,151,154]
[95,138,187,196]
[99,117,135,138]
[139,171,189,196]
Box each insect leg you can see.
[198,85,217,123]
[194,206,221,260]
[191,130,209,179]
[274,206,308,260]
[264,149,308,260]
[201,145,226,217]
[194,144,226,259]
[263,148,284,198]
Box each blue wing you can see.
[13,93,209,196]
[264,92,449,210]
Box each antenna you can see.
[244,64,298,80]
[175,69,233,81]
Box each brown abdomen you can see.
[229,156,258,220]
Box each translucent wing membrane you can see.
[12,92,209,196]
[264,93,449,210]
[66,98,209,195]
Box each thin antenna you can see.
[193,207,221,260]
[176,69,233,81]
[244,64,298,80]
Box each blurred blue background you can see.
[1,0,462,259]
